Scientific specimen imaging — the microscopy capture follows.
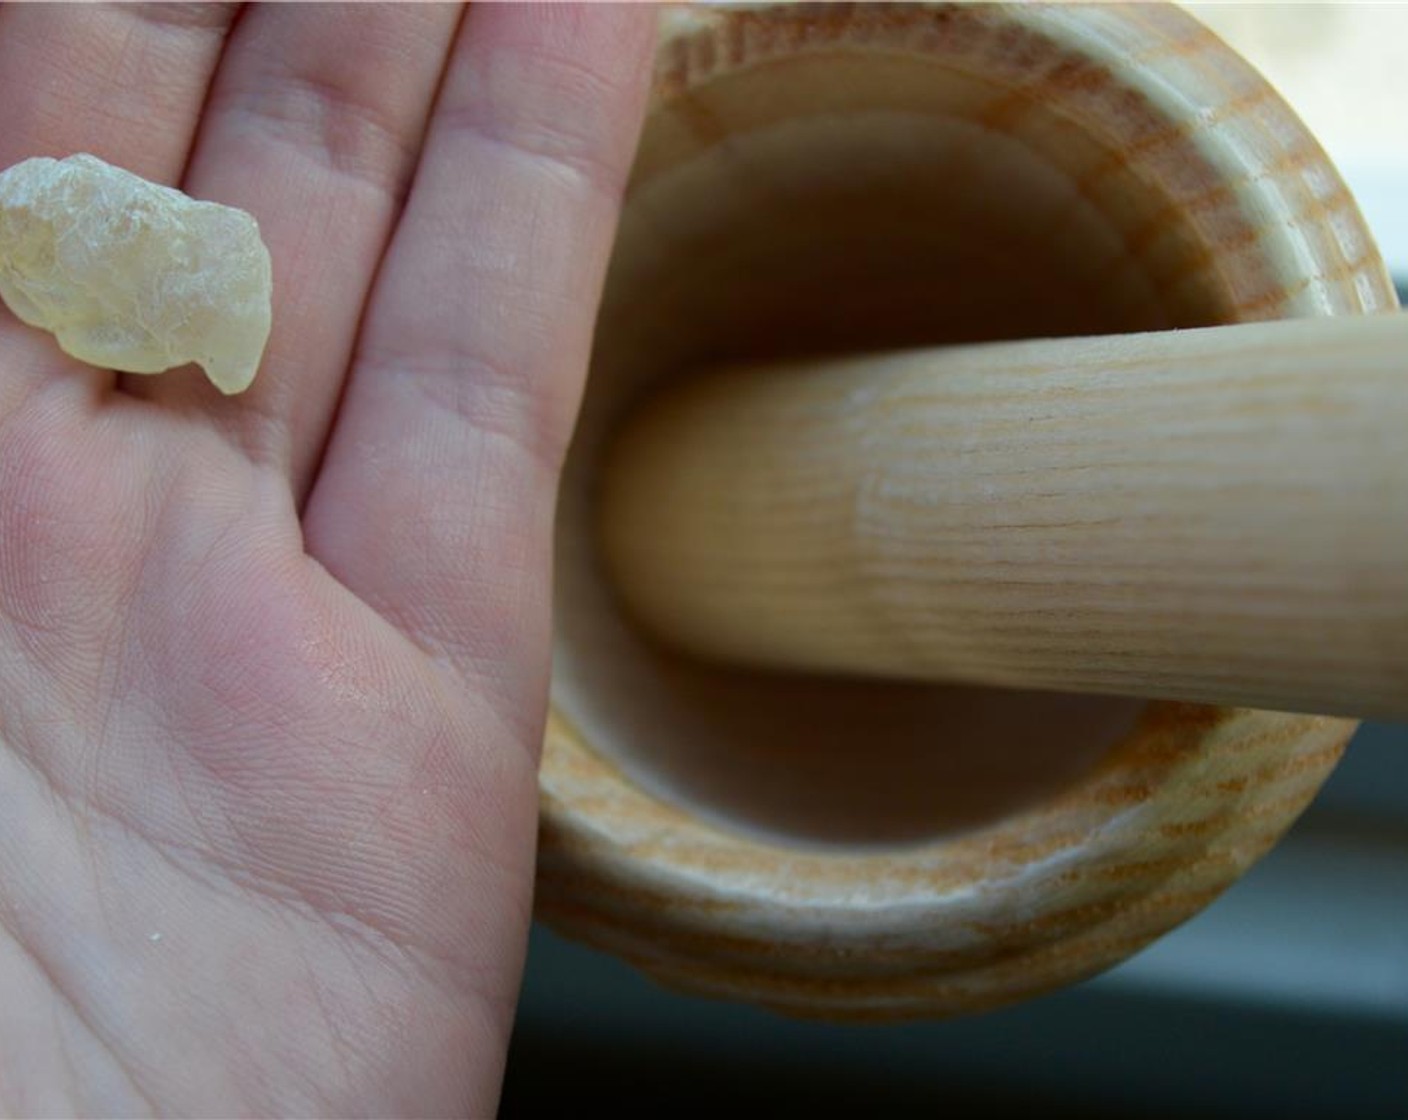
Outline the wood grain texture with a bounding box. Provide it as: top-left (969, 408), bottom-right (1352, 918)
top-left (539, 704), bottom-right (1348, 1018)
top-left (602, 314), bottom-right (1408, 720)
top-left (537, 1), bottom-right (1394, 1019)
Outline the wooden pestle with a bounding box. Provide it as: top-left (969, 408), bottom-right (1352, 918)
top-left (601, 313), bottom-right (1408, 720)
top-left (540, 0), bottom-right (1401, 1020)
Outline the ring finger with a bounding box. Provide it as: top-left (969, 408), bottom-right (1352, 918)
top-left (0, 1), bottom-right (238, 419)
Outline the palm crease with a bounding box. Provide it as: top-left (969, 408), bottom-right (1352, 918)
top-left (0, 4), bottom-right (655, 1115)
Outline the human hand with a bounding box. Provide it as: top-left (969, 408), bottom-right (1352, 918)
top-left (0, 3), bottom-right (654, 1114)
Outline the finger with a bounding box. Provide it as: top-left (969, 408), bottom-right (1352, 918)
top-left (0, 2), bottom-right (235, 176)
top-left (0, 2), bottom-right (237, 416)
top-left (303, 4), bottom-right (656, 723)
top-left (123, 2), bottom-right (464, 503)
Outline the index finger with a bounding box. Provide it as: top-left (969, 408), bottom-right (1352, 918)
top-left (303, 3), bottom-right (656, 719)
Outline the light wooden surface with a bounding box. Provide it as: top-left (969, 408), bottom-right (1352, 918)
top-left (602, 313), bottom-right (1408, 720)
top-left (537, 1), bottom-right (1394, 1020)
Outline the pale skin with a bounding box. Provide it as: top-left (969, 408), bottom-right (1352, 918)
top-left (0, 3), bottom-right (656, 1115)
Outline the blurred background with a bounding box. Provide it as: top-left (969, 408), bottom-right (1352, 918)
top-left (503, 7), bottom-right (1408, 1116)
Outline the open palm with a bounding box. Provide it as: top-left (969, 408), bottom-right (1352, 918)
top-left (0, 5), bottom-right (653, 1115)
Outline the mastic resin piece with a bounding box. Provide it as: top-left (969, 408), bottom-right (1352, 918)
top-left (0, 153), bottom-right (272, 394)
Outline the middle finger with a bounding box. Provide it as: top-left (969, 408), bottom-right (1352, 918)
top-left (125, 3), bottom-right (463, 502)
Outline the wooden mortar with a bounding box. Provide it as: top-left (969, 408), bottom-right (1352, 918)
top-left (537, 2), bottom-right (1397, 1019)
